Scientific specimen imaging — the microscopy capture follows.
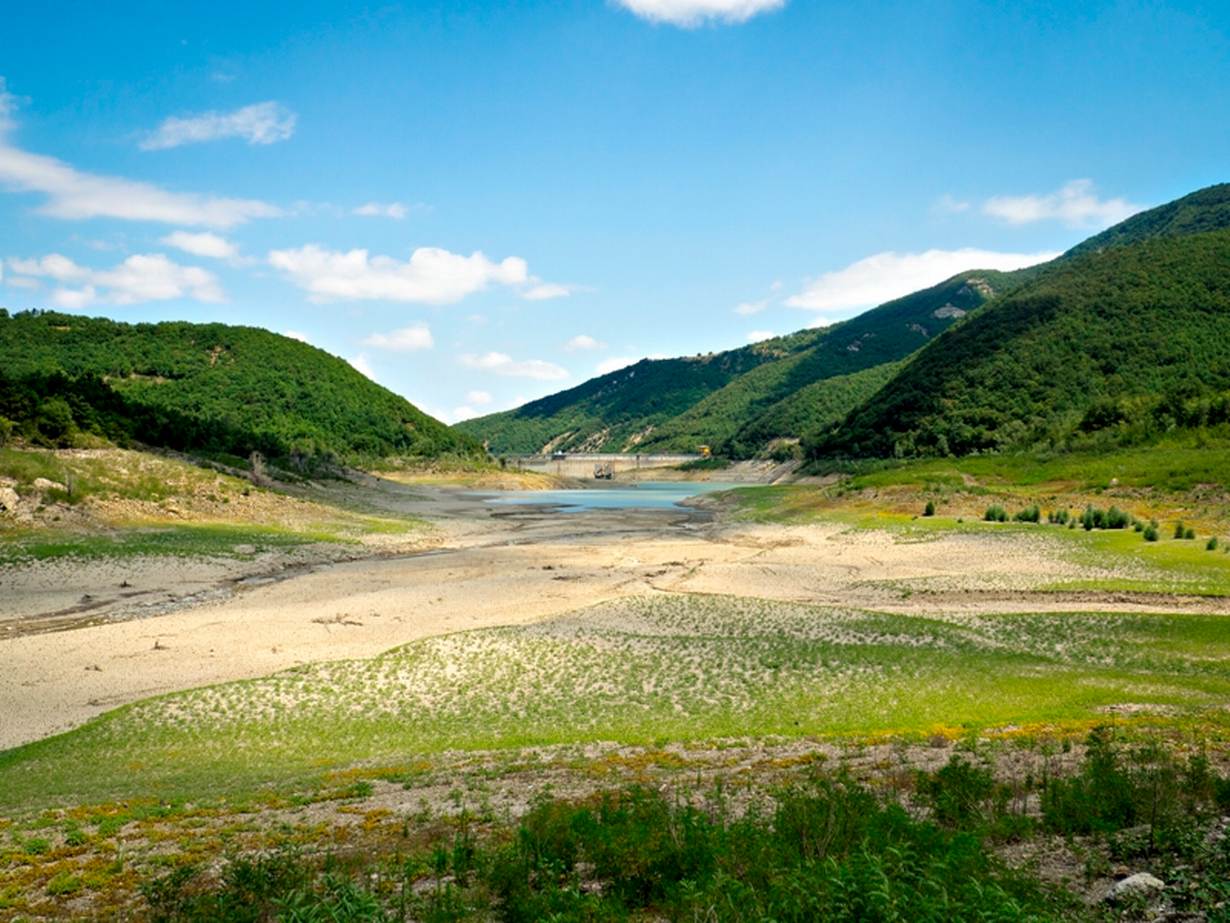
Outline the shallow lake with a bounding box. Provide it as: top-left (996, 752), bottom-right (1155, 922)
top-left (480, 481), bottom-right (739, 512)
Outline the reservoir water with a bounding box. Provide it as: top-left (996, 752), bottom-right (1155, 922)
top-left (481, 481), bottom-right (738, 512)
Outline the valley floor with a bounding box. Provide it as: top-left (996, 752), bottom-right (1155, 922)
top-left (6, 475), bottom-right (1230, 750)
top-left (3, 450), bottom-right (1230, 919)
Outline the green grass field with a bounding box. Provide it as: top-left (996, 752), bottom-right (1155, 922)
top-left (3, 594), bottom-right (1227, 814)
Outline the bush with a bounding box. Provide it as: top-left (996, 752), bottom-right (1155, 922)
top-left (923, 500), bottom-right (935, 517)
top-left (1175, 520), bottom-right (1188, 539)
top-left (1185, 527), bottom-right (1197, 540)
top-left (1144, 525), bottom-right (1159, 541)
top-left (1208, 537), bottom-right (1220, 551)
top-left (1013, 505), bottom-right (1041, 523)
top-left (983, 505), bottom-right (1008, 523)
top-left (1048, 508), bottom-right (1070, 525)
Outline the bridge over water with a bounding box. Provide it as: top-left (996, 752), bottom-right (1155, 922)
top-left (509, 452), bottom-right (702, 479)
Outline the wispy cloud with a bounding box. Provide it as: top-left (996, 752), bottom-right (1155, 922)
top-left (982, 179), bottom-right (1142, 228)
top-left (746, 329), bottom-right (775, 342)
top-left (565, 334), bottom-right (604, 351)
top-left (141, 101), bottom-right (296, 150)
top-left (353, 201), bottom-right (408, 219)
top-left (615, 0), bottom-right (786, 27)
top-left (734, 298), bottom-right (768, 316)
top-left (934, 193), bottom-right (971, 214)
top-left (787, 248), bottom-right (1059, 314)
top-left (159, 230), bottom-right (238, 260)
top-left (0, 80), bottom-right (279, 227)
top-left (8, 252), bottom-right (224, 308)
top-left (460, 351), bottom-right (568, 381)
top-left (268, 244), bottom-right (563, 305)
top-left (362, 324), bottom-right (434, 351)
top-left (522, 281), bottom-right (573, 300)
top-left (348, 354), bottom-right (377, 381)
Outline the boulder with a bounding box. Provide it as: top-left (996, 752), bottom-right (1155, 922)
top-left (0, 485), bottom-right (18, 513)
top-left (1105, 872), bottom-right (1165, 903)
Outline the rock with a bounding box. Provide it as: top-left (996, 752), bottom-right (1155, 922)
top-left (1105, 872), bottom-right (1165, 903)
top-left (0, 485), bottom-right (18, 513)
top-left (233, 544), bottom-right (256, 555)
top-left (32, 477), bottom-right (66, 492)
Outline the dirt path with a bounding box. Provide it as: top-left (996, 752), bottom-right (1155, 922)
top-left (3, 485), bottom-right (1228, 750)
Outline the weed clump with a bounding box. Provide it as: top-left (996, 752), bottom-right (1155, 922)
top-left (983, 505), bottom-right (1008, 523)
top-left (1013, 505), bottom-right (1041, 523)
top-left (1208, 536), bottom-right (1220, 551)
top-left (923, 500), bottom-right (935, 517)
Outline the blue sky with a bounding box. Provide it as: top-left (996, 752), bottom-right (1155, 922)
top-left (1, 1), bottom-right (1227, 422)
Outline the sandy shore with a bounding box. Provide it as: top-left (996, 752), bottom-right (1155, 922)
top-left (4, 485), bottom-right (1229, 750)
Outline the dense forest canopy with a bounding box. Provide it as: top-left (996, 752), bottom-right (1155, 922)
top-left (0, 311), bottom-right (478, 465)
top-left (810, 228), bottom-right (1230, 459)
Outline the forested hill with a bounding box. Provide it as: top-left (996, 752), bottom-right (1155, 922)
top-left (456, 331), bottom-right (824, 455)
top-left (1064, 183), bottom-right (1230, 258)
top-left (0, 311), bottom-right (478, 465)
top-left (459, 269), bottom-right (1021, 456)
top-left (811, 228), bottom-right (1230, 458)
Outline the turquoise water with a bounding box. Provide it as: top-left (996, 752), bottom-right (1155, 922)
top-left (482, 481), bottom-right (738, 512)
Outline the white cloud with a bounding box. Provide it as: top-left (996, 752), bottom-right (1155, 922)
top-left (141, 101), bottom-right (296, 150)
top-left (595, 356), bottom-right (638, 375)
top-left (466, 389), bottom-right (493, 406)
top-left (461, 351), bottom-right (568, 381)
top-left (786, 248), bottom-right (1059, 314)
top-left (982, 179), bottom-right (1142, 229)
top-left (0, 80), bottom-right (279, 226)
top-left (565, 334), bottom-right (604, 351)
top-left (283, 330), bottom-right (309, 342)
top-left (734, 298), bottom-right (768, 316)
top-left (615, 0), bottom-right (785, 27)
top-left (746, 329), bottom-right (775, 342)
top-left (348, 354), bottom-right (376, 381)
top-left (4, 275), bottom-right (39, 289)
top-left (450, 405), bottom-right (480, 422)
top-left (268, 244), bottom-right (551, 304)
top-left (353, 201), bottom-right (408, 219)
top-left (362, 323), bottom-right (434, 351)
top-left (522, 281), bottom-right (572, 300)
top-left (160, 230), bottom-right (237, 260)
top-left (9, 252), bottom-right (224, 308)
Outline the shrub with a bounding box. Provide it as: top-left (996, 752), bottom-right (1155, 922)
top-left (1208, 537), bottom-right (1220, 551)
top-left (1013, 505), bottom-right (1041, 523)
top-left (983, 505), bottom-right (1008, 523)
top-left (1048, 508), bottom-right (1070, 525)
top-left (1185, 527), bottom-right (1196, 540)
top-left (1175, 520), bottom-right (1188, 539)
top-left (1144, 525), bottom-right (1159, 542)
top-left (923, 500), bottom-right (935, 517)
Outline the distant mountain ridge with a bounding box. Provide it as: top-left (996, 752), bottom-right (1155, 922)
top-left (459, 269), bottom-right (1024, 455)
top-left (462, 182), bottom-right (1230, 462)
top-left (0, 311), bottom-right (477, 464)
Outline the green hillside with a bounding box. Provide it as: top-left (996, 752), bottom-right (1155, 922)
top-left (811, 228), bottom-right (1230, 459)
top-left (457, 332), bottom-right (822, 454)
top-left (461, 270), bottom-right (1023, 456)
top-left (1064, 182), bottom-right (1230, 258)
top-left (635, 271), bottom-right (1025, 454)
top-left (0, 310), bottom-right (477, 465)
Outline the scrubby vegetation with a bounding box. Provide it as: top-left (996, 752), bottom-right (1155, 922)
top-left (0, 311), bottom-right (478, 467)
top-left (109, 729), bottom-right (1229, 922)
